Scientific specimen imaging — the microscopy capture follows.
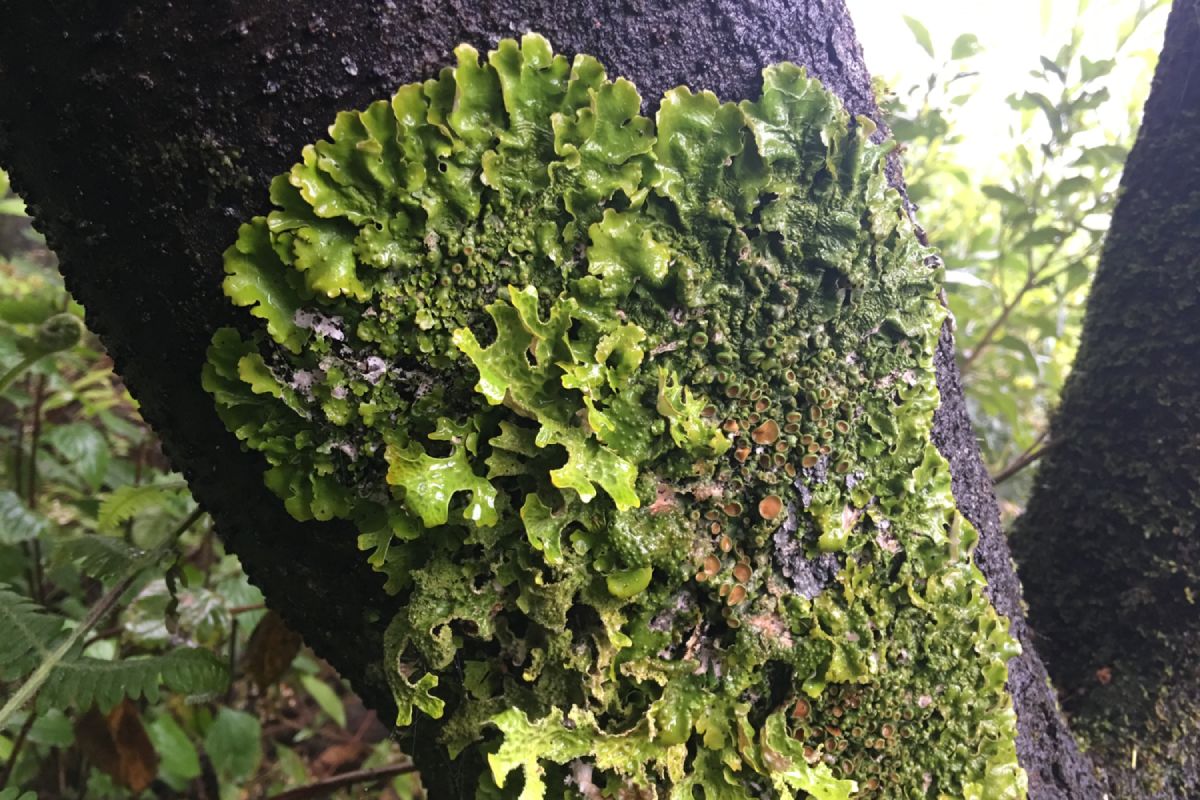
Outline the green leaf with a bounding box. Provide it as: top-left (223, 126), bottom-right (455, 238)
top-left (902, 16), bottom-right (935, 58)
top-left (1073, 87), bottom-right (1111, 112)
top-left (97, 482), bottom-right (189, 531)
top-left (902, 15), bottom-right (940, 58)
top-left (23, 312), bottom-right (78, 359)
top-left (0, 197), bottom-right (26, 217)
top-left (122, 580), bottom-right (232, 650)
top-left (1072, 144), bottom-right (1129, 168)
top-left (28, 708), bottom-right (75, 748)
top-left (0, 292), bottom-right (58, 325)
top-left (204, 708), bottom-right (262, 782)
top-left (0, 490), bottom-right (49, 544)
top-left (995, 335), bottom-right (1041, 374)
top-left (0, 788), bottom-right (37, 800)
top-left (272, 744), bottom-right (310, 786)
top-left (300, 674), bottom-right (347, 728)
top-left (1039, 56), bottom-right (1067, 81)
top-left (980, 184), bottom-right (1026, 211)
top-left (1015, 227), bottom-right (1065, 250)
top-left (1063, 261), bottom-right (1092, 293)
top-left (0, 586), bottom-right (64, 682)
top-left (148, 713), bottom-right (201, 784)
top-left (1080, 56), bottom-right (1116, 82)
top-left (1015, 91), bottom-right (1062, 138)
top-left (44, 422), bottom-right (110, 491)
top-left (951, 33), bottom-right (982, 60)
top-left (1052, 176), bottom-right (1093, 197)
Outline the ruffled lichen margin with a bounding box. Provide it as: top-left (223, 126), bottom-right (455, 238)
top-left (202, 33), bottom-right (1025, 799)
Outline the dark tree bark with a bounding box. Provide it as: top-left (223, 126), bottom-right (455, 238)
top-left (0, 1), bottom-right (1098, 796)
top-left (1010, 2), bottom-right (1200, 797)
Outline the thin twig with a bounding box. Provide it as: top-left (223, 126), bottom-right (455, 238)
top-left (960, 272), bottom-right (1034, 375)
top-left (28, 374), bottom-right (46, 604)
top-left (0, 353), bottom-right (41, 396)
top-left (80, 624), bottom-right (124, 650)
top-left (26, 374), bottom-right (44, 509)
top-left (962, 211), bottom-right (1079, 376)
top-left (229, 603), bottom-right (266, 615)
top-left (226, 615), bottom-right (239, 704)
top-left (992, 432), bottom-right (1060, 485)
top-left (12, 409), bottom-right (24, 497)
top-left (264, 763), bottom-right (418, 800)
top-left (0, 705), bottom-right (37, 789)
top-left (15, 394), bottom-right (37, 598)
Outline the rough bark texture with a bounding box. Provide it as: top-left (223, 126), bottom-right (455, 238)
top-left (0, 1), bottom-right (1097, 795)
top-left (1010, 2), bottom-right (1200, 797)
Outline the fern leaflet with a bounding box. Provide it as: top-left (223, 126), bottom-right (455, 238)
top-left (53, 536), bottom-right (143, 582)
top-left (0, 585), bottom-right (227, 715)
top-left (96, 481), bottom-right (188, 531)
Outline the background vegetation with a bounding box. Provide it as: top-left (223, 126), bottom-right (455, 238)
top-left (0, 2), bottom-right (1168, 797)
top-left (878, 0), bottom-right (1165, 516)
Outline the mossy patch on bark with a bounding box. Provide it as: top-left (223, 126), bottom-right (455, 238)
top-left (204, 33), bottom-right (1024, 799)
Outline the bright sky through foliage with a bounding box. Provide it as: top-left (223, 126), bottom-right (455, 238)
top-left (846, 0), bottom-right (1168, 171)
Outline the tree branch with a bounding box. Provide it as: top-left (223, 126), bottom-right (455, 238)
top-left (264, 763), bottom-right (418, 800)
top-left (991, 430), bottom-right (1058, 486)
top-left (0, 707), bottom-right (37, 790)
top-left (960, 271), bottom-right (1035, 374)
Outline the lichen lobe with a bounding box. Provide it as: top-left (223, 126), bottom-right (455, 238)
top-left (203, 32), bottom-right (1026, 800)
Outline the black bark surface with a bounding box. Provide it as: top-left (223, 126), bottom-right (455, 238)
top-left (0, 1), bottom-right (1098, 795)
top-left (1011, 1), bottom-right (1200, 796)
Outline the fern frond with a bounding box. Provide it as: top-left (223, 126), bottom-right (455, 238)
top-left (0, 585), bottom-right (65, 680)
top-left (0, 587), bottom-right (227, 713)
top-left (37, 648), bottom-right (228, 712)
top-left (97, 481), bottom-right (189, 531)
top-left (53, 536), bottom-right (143, 582)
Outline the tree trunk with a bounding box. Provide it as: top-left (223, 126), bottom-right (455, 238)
top-left (1010, 1), bottom-right (1200, 796)
top-left (0, 1), bottom-right (1097, 795)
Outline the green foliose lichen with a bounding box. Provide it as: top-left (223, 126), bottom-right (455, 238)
top-left (203, 33), bottom-right (1026, 799)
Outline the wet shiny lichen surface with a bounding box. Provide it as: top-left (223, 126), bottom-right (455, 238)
top-left (202, 33), bottom-right (1025, 799)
